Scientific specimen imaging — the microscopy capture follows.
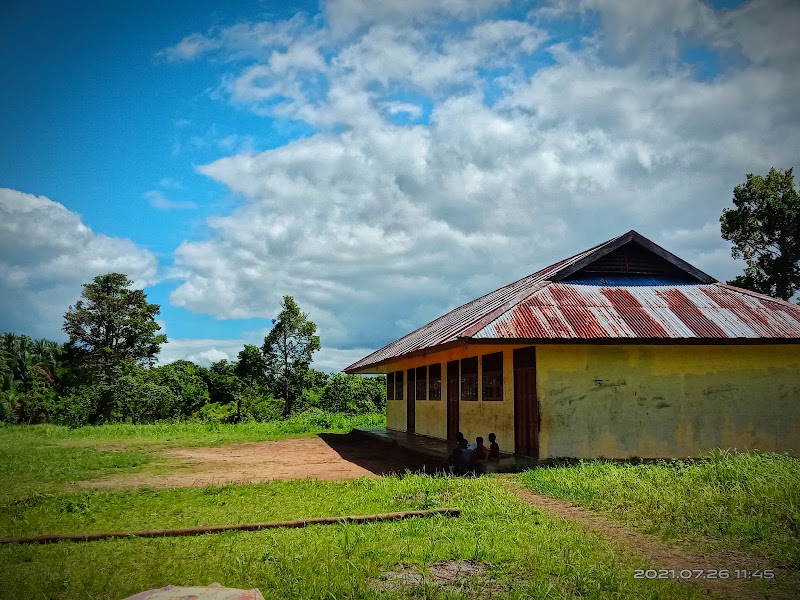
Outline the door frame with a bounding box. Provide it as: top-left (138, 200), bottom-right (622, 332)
top-left (446, 360), bottom-right (459, 440)
top-left (513, 347), bottom-right (539, 457)
top-left (406, 368), bottom-right (415, 434)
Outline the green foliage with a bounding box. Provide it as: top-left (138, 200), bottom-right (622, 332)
top-left (200, 402), bottom-right (238, 424)
top-left (3, 285), bottom-right (381, 425)
top-left (519, 450), bottom-right (800, 565)
top-left (113, 376), bottom-right (179, 423)
top-left (204, 359), bottom-right (238, 405)
top-left (262, 296), bottom-right (321, 417)
top-left (235, 345), bottom-right (267, 388)
top-left (244, 397), bottom-right (283, 422)
top-left (49, 385), bottom-right (99, 427)
top-left (147, 360), bottom-right (210, 416)
top-left (721, 167), bottom-right (800, 300)
top-left (63, 273), bottom-right (167, 422)
top-left (0, 333), bottom-right (65, 424)
top-left (320, 373), bottom-right (386, 414)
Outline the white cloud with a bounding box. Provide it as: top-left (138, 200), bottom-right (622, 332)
top-left (324, 0), bottom-right (511, 38)
top-left (144, 190), bottom-right (198, 210)
top-left (159, 14), bottom-right (317, 62)
top-left (159, 32), bottom-right (223, 61)
top-left (157, 338), bottom-right (244, 367)
top-left (162, 0), bottom-right (799, 361)
top-left (0, 188), bottom-right (159, 340)
top-left (158, 336), bottom-right (370, 372)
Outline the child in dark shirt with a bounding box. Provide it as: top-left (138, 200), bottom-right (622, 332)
top-left (471, 437), bottom-right (489, 474)
top-left (449, 438), bottom-right (470, 475)
top-left (488, 432), bottom-right (500, 460)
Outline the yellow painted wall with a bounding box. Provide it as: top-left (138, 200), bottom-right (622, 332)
top-left (414, 360), bottom-right (447, 439)
top-left (377, 344), bottom-right (525, 452)
top-left (536, 344), bottom-right (800, 459)
top-left (458, 349), bottom-right (515, 452)
top-left (385, 375), bottom-right (406, 432)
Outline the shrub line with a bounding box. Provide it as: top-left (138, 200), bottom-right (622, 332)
top-left (0, 507), bottom-right (461, 545)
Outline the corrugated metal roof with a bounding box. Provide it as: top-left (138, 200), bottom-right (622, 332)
top-left (344, 231), bottom-right (800, 373)
top-left (472, 282), bottom-right (800, 341)
top-left (344, 234), bottom-right (619, 372)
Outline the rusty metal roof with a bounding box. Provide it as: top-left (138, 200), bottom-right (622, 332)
top-left (472, 281), bottom-right (800, 341)
top-left (344, 231), bottom-right (800, 373)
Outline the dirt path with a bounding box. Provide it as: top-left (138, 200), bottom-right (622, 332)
top-left (79, 434), bottom-right (434, 490)
top-left (502, 480), bottom-right (789, 600)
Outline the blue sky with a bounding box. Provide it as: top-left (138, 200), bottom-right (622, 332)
top-left (1, 0), bottom-right (798, 370)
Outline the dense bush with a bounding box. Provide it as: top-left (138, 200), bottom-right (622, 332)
top-left (0, 332), bottom-right (386, 426)
top-left (320, 373), bottom-right (386, 414)
top-left (147, 360), bottom-right (210, 415)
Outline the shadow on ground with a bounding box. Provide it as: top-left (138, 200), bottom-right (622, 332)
top-left (318, 432), bottom-right (446, 477)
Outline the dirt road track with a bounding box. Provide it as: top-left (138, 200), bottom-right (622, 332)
top-left (80, 433), bottom-right (435, 490)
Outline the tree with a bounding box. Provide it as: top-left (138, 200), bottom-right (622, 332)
top-left (148, 360), bottom-right (210, 417)
top-left (720, 167), bottom-right (800, 300)
top-left (234, 344), bottom-right (267, 421)
top-left (0, 333), bottom-right (64, 423)
top-left (235, 345), bottom-right (267, 389)
top-left (261, 296), bottom-right (320, 417)
top-left (63, 273), bottom-right (166, 421)
top-left (204, 359), bottom-right (239, 406)
top-left (320, 373), bottom-right (386, 414)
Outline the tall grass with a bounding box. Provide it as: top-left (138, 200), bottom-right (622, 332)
top-left (519, 450), bottom-right (800, 565)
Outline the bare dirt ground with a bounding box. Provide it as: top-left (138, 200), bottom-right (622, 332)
top-left (502, 480), bottom-right (793, 600)
top-left (79, 433), bottom-right (436, 490)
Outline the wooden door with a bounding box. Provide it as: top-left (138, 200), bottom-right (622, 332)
top-left (406, 368), bottom-right (415, 434)
top-left (513, 347), bottom-right (539, 457)
top-left (446, 360), bottom-right (459, 440)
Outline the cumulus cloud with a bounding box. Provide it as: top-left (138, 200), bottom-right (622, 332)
top-left (157, 338), bottom-right (245, 367)
top-left (159, 14), bottom-right (318, 62)
top-left (163, 0), bottom-right (800, 362)
top-left (158, 335), bottom-right (373, 373)
top-left (324, 0), bottom-right (512, 38)
top-left (0, 188), bottom-right (159, 340)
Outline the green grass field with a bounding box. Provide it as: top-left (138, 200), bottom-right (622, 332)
top-left (0, 421), bottom-right (796, 599)
top-left (0, 413), bottom-right (384, 500)
top-left (517, 451), bottom-right (800, 568)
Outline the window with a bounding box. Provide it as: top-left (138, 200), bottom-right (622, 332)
top-left (482, 352), bottom-right (503, 401)
top-left (428, 363), bottom-right (441, 400)
top-left (460, 357), bottom-right (478, 401)
top-left (387, 372), bottom-right (394, 401)
top-left (415, 366), bottom-right (427, 401)
top-left (395, 370), bottom-right (404, 401)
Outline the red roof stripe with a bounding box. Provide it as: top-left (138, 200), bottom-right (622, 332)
top-left (600, 288), bottom-right (670, 337)
top-left (656, 289), bottom-right (728, 338)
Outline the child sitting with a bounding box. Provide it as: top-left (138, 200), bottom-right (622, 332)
top-left (488, 432), bottom-right (500, 460)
